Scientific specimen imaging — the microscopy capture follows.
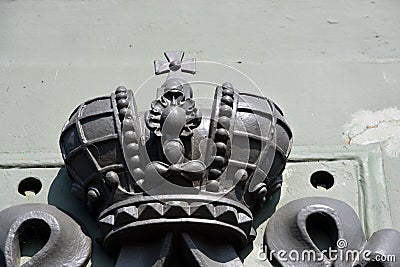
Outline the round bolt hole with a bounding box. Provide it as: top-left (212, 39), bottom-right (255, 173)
top-left (310, 171), bottom-right (334, 190)
top-left (18, 177), bottom-right (42, 196)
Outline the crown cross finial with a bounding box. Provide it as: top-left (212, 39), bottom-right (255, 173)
top-left (154, 51), bottom-right (196, 76)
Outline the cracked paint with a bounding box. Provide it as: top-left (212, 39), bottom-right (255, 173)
top-left (344, 108), bottom-right (400, 158)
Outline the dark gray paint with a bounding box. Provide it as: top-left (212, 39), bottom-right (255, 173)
top-left (59, 52), bottom-right (293, 266)
top-left (264, 197), bottom-right (400, 267)
top-left (0, 203), bottom-right (92, 267)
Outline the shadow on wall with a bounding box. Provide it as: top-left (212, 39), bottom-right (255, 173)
top-left (48, 167), bottom-right (115, 267)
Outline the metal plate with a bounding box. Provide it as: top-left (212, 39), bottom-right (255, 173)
top-left (0, 145), bottom-right (392, 267)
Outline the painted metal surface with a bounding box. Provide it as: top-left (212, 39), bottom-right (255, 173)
top-left (57, 51), bottom-right (293, 266)
top-left (0, 203), bottom-right (92, 267)
top-left (264, 197), bottom-right (400, 266)
top-left (0, 1), bottom-right (399, 266)
top-left (0, 144), bottom-right (393, 266)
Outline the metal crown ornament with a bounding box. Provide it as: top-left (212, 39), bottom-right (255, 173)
top-left (59, 51), bottom-right (293, 266)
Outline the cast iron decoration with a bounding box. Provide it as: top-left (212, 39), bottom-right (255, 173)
top-left (0, 52), bottom-right (399, 266)
top-left (59, 51), bottom-right (293, 266)
top-left (0, 203), bottom-right (92, 266)
top-left (264, 197), bottom-right (400, 267)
